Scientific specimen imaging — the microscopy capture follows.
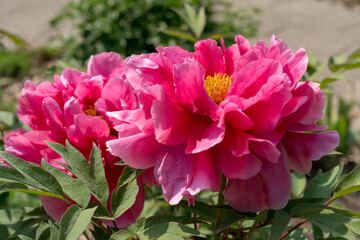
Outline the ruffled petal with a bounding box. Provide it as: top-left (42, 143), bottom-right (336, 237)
top-left (185, 114), bottom-right (225, 154)
top-left (194, 39), bottom-right (225, 76)
top-left (224, 150), bottom-right (291, 212)
top-left (107, 132), bottom-right (160, 169)
top-left (152, 100), bottom-right (198, 146)
top-left (87, 52), bottom-right (125, 81)
top-left (281, 131), bottom-right (340, 173)
top-left (173, 62), bottom-right (219, 116)
top-left (154, 145), bottom-right (194, 205)
top-left (4, 130), bottom-right (52, 165)
top-left (40, 196), bottom-right (70, 222)
top-left (186, 151), bottom-right (220, 195)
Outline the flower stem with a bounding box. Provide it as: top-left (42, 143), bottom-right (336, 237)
top-left (214, 174), bottom-right (227, 240)
top-left (280, 197), bottom-right (338, 239)
top-left (92, 218), bottom-right (113, 236)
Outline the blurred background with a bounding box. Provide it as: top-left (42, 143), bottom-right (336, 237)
top-left (0, 0), bottom-right (360, 236)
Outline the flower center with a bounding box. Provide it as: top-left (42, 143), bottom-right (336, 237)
top-left (204, 73), bottom-right (231, 104)
top-left (84, 105), bottom-right (98, 116)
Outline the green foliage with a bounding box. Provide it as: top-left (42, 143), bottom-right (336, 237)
top-left (0, 50), bottom-right (34, 78)
top-left (51, 0), bottom-right (260, 62)
top-left (0, 137), bottom-right (360, 239)
top-left (0, 29), bottom-right (28, 49)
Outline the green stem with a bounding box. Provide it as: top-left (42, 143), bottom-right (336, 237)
top-left (280, 197), bottom-right (338, 239)
top-left (214, 174), bottom-right (227, 240)
top-left (92, 218), bottom-right (113, 236)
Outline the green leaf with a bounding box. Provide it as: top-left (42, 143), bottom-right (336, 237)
top-left (312, 223), bottom-right (324, 239)
top-left (336, 165), bottom-right (360, 191)
top-left (304, 165), bottom-right (342, 199)
top-left (0, 152), bottom-right (63, 196)
top-left (35, 222), bottom-right (50, 240)
top-left (320, 75), bottom-right (346, 89)
top-left (41, 159), bottom-right (91, 208)
top-left (0, 182), bottom-right (62, 199)
top-left (291, 171), bottom-right (306, 197)
top-left (0, 182), bottom-right (29, 192)
top-left (329, 62), bottom-right (360, 73)
top-left (111, 179), bottom-right (139, 218)
top-left (217, 209), bottom-right (249, 233)
top-left (346, 220), bottom-right (360, 235)
top-left (0, 111), bottom-right (14, 126)
top-left (87, 202), bottom-right (113, 220)
top-left (49, 220), bottom-right (60, 240)
top-left (334, 185), bottom-right (360, 199)
top-left (135, 217), bottom-right (205, 239)
top-left (47, 141), bottom-right (109, 206)
top-left (348, 48), bottom-right (360, 63)
top-left (180, 200), bottom-right (217, 222)
top-left (0, 29), bottom-right (28, 47)
top-left (0, 165), bottom-right (27, 182)
top-left (0, 224), bottom-right (9, 239)
top-left (0, 209), bottom-right (24, 225)
top-left (161, 28), bottom-right (198, 43)
top-left (271, 210), bottom-right (291, 240)
top-left (59, 205), bottom-right (97, 240)
top-left (115, 166), bottom-right (138, 188)
top-left (295, 208), bottom-right (354, 239)
top-left (17, 235), bottom-right (34, 240)
top-left (110, 229), bottom-right (134, 240)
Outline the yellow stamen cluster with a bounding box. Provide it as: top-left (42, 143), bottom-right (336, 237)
top-left (204, 73), bottom-right (232, 104)
top-left (84, 105), bottom-right (97, 116)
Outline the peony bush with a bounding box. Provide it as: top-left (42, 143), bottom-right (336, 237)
top-left (0, 35), bottom-right (359, 240)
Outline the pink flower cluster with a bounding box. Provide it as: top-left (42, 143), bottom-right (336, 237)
top-left (4, 35), bottom-right (339, 224)
top-left (4, 52), bottom-right (151, 228)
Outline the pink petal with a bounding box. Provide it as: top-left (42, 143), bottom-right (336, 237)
top-left (107, 132), bottom-right (160, 169)
top-left (42, 97), bottom-right (66, 141)
top-left (222, 102), bottom-right (254, 131)
top-left (284, 81), bottom-right (325, 127)
top-left (63, 97), bottom-right (82, 128)
top-left (152, 100), bottom-right (198, 146)
top-left (40, 196), bottom-right (70, 222)
top-left (228, 59), bottom-right (283, 99)
top-left (185, 115), bottom-right (226, 154)
top-left (224, 151), bottom-right (291, 212)
top-left (214, 132), bottom-right (262, 179)
top-left (281, 131), bottom-right (340, 173)
top-left (234, 35), bottom-right (251, 55)
top-left (154, 146), bottom-right (194, 205)
top-left (194, 39), bottom-right (225, 76)
top-left (224, 177), bottom-right (267, 212)
top-left (4, 130), bottom-right (52, 165)
top-left (18, 81), bottom-right (59, 130)
top-left (187, 151), bottom-right (220, 195)
top-left (67, 114), bottom-right (109, 150)
top-left (101, 77), bottom-right (138, 111)
top-left (74, 76), bottom-right (104, 107)
top-left (215, 151), bottom-right (262, 179)
top-left (284, 48), bottom-right (308, 87)
top-left (173, 62), bottom-right (219, 116)
top-left (87, 52), bottom-right (125, 81)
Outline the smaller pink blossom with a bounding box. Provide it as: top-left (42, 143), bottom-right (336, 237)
top-left (4, 52), bottom-right (149, 227)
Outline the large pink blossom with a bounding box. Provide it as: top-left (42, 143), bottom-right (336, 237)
top-left (107, 35), bottom-right (340, 212)
top-left (3, 52), bottom-right (150, 227)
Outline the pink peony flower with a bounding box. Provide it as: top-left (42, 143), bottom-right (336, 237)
top-left (107, 35), bottom-right (340, 212)
top-left (4, 52), bottom-right (150, 227)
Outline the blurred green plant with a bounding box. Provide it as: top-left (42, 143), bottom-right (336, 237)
top-left (0, 29), bottom-right (28, 50)
top-left (51, 0), bottom-right (260, 62)
top-left (0, 50), bottom-right (34, 78)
